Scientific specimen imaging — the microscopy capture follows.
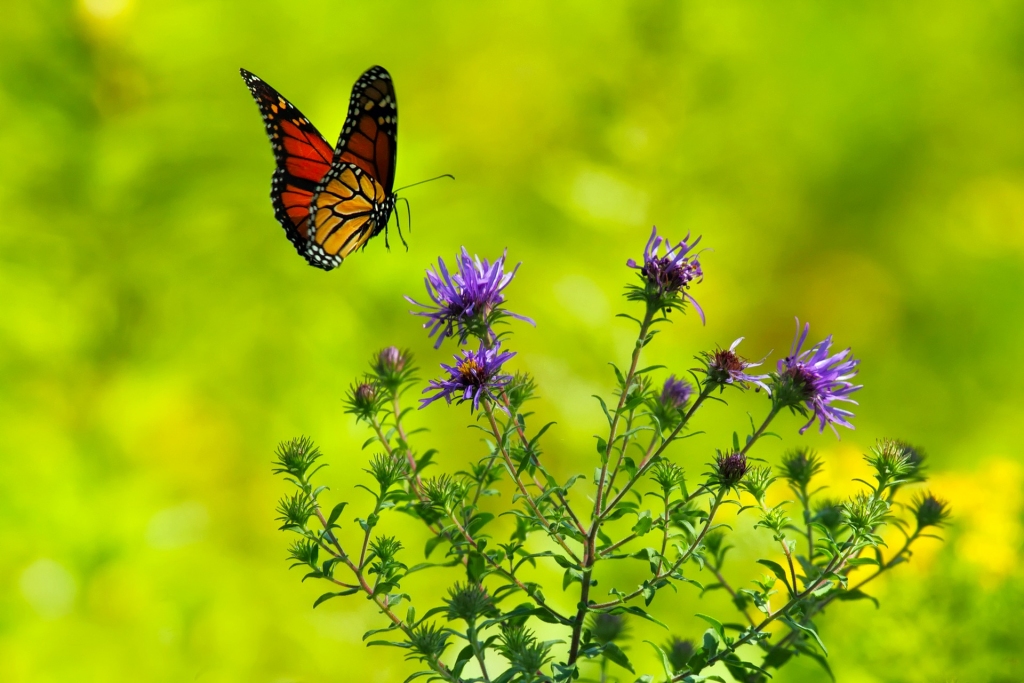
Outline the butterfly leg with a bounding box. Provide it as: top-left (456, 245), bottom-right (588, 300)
top-left (397, 197), bottom-right (411, 251)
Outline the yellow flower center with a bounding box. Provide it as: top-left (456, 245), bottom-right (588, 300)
top-left (458, 358), bottom-right (482, 380)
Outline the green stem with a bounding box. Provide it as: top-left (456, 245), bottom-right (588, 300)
top-left (482, 402), bottom-right (581, 564)
top-left (599, 383), bottom-right (714, 519)
top-left (590, 493), bottom-right (724, 610)
top-left (674, 545), bottom-right (857, 680)
top-left (467, 622), bottom-right (491, 683)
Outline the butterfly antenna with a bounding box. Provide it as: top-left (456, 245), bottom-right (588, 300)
top-left (393, 174), bottom-right (454, 193)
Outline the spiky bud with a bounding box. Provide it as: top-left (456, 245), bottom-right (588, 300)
top-left (587, 612), bottom-right (629, 645)
top-left (741, 465), bottom-right (776, 502)
top-left (344, 379), bottom-right (382, 421)
top-left (272, 436), bottom-right (323, 480)
top-left (712, 451), bottom-right (749, 489)
top-left (444, 582), bottom-right (496, 623)
top-left (779, 448), bottom-right (823, 490)
top-left (665, 637), bottom-right (695, 672)
top-left (911, 491), bottom-right (950, 530)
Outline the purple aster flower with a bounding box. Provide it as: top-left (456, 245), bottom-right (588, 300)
top-left (626, 226), bottom-right (705, 322)
top-left (702, 337), bottom-right (771, 392)
top-left (776, 320), bottom-right (862, 436)
top-left (660, 375), bottom-right (694, 411)
top-left (407, 248), bottom-right (534, 348)
top-left (421, 342), bottom-right (515, 412)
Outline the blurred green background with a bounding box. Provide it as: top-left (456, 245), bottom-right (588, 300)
top-left (2, 1), bottom-right (1023, 681)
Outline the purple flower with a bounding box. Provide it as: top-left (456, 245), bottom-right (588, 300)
top-left (408, 248), bottom-right (534, 348)
top-left (627, 226), bottom-right (705, 322)
top-left (776, 320), bottom-right (862, 436)
top-left (660, 375), bottom-right (694, 410)
top-left (703, 338), bottom-right (771, 392)
top-left (421, 342), bottom-right (516, 411)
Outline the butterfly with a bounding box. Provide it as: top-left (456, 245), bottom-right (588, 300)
top-left (241, 66), bottom-right (399, 270)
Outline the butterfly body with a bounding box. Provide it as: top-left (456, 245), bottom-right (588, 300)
top-left (241, 66), bottom-right (398, 270)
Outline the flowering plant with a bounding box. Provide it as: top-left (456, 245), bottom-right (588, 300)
top-left (272, 227), bottom-right (948, 682)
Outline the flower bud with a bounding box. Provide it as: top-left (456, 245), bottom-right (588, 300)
top-left (587, 612), bottom-right (629, 645)
top-left (911, 491), bottom-right (950, 530)
top-left (712, 451), bottom-right (749, 489)
top-left (865, 439), bottom-right (914, 491)
top-left (650, 375), bottom-right (694, 432)
top-left (444, 582), bottom-right (496, 623)
top-left (842, 494), bottom-right (890, 535)
top-left (779, 448), bottom-right (823, 490)
top-left (371, 346), bottom-right (415, 395)
top-left (376, 345), bottom-right (407, 373)
top-left (665, 637), bottom-right (695, 672)
top-left (650, 460), bottom-right (686, 495)
top-left (741, 465), bottom-right (776, 502)
top-left (344, 379), bottom-right (381, 421)
top-left (812, 497), bottom-right (844, 534)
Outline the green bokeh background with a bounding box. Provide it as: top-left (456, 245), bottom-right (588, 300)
top-left (2, 1), bottom-right (1023, 681)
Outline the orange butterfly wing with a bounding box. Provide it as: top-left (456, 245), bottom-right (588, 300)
top-left (332, 66), bottom-right (398, 195)
top-left (240, 68), bottom-right (333, 261)
top-left (303, 66), bottom-right (399, 270)
top-left (306, 163), bottom-right (388, 270)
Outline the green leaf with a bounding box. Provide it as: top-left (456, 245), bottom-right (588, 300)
top-left (632, 510), bottom-right (654, 536)
top-left (326, 502), bottom-right (348, 527)
top-left (467, 553), bottom-right (486, 582)
top-left (835, 588), bottom-right (879, 608)
top-left (756, 559), bottom-right (792, 592)
top-left (601, 642), bottom-right (634, 673)
top-left (610, 605), bottom-right (668, 629)
top-left (313, 590), bottom-right (356, 608)
top-left (424, 535), bottom-right (445, 558)
top-left (695, 613), bottom-right (726, 642)
top-left (782, 617), bottom-right (828, 656)
top-left (702, 629), bottom-right (719, 658)
top-left (467, 512), bottom-right (494, 536)
top-left (645, 640), bottom-right (674, 680)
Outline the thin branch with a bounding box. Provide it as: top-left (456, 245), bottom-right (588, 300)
top-left (483, 403), bottom-right (582, 564)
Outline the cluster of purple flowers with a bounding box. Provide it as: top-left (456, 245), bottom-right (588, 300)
top-left (410, 229), bottom-right (863, 435)
top-left (406, 247), bottom-right (530, 411)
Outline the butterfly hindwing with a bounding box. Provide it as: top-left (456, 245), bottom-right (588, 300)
top-left (306, 163), bottom-right (389, 271)
top-left (240, 68), bottom-right (333, 261)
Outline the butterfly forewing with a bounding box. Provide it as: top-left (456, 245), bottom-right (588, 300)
top-left (240, 68), bottom-right (333, 261)
top-left (333, 66), bottom-right (398, 195)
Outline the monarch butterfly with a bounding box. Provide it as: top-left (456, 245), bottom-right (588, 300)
top-left (241, 66), bottom-right (399, 270)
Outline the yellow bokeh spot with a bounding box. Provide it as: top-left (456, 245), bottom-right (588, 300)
top-left (930, 457), bottom-right (1022, 582)
top-left (81, 0), bottom-right (129, 19)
